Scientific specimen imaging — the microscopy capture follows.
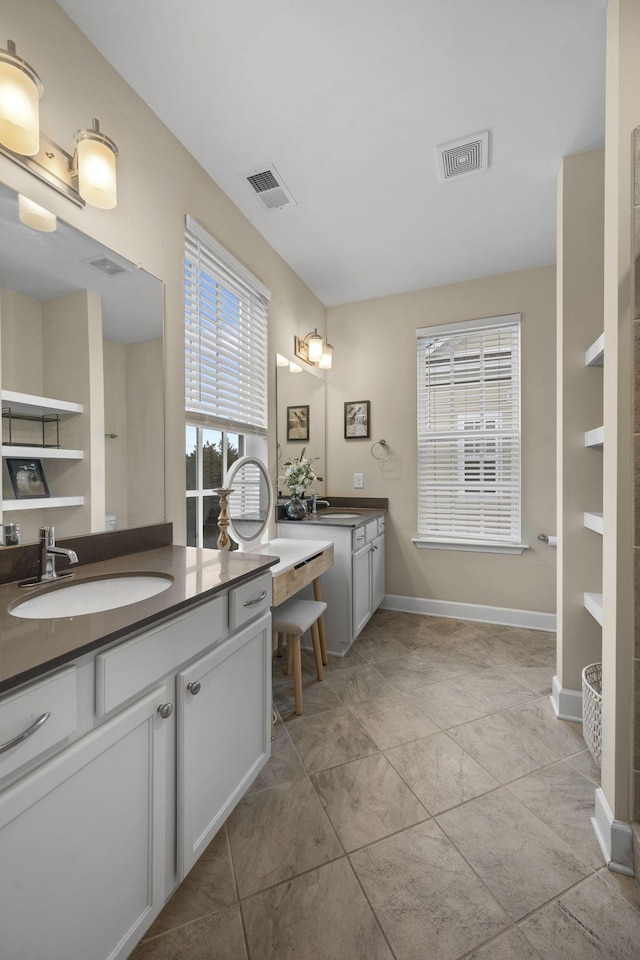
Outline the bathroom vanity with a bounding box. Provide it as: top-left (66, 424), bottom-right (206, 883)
top-left (0, 545), bottom-right (276, 960)
top-left (277, 508), bottom-right (386, 655)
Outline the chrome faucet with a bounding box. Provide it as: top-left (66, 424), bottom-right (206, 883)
top-left (38, 527), bottom-right (79, 582)
top-left (310, 496), bottom-right (331, 514)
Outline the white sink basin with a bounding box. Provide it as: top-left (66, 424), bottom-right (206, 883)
top-left (316, 513), bottom-right (361, 520)
top-left (10, 573), bottom-right (174, 619)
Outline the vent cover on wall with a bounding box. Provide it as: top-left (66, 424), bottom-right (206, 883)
top-left (437, 131), bottom-right (490, 182)
top-left (82, 254), bottom-right (133, 277)
top-left (240, 164), bottom-right (296, 210)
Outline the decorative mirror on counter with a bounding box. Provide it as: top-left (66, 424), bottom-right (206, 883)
top-left (0, 180), bottom-right (165, 545)
top-left (224, 457), bottom-right (273, 547)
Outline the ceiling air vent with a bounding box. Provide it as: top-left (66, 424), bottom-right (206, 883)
top-left (437, 131), bottom-right (490, 182)
top-left (241, 164), bottom-right (296, 210)
top-left (82, 254), bottom-right (133, 277)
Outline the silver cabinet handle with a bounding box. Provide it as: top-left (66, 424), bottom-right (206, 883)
top-left (0, 712), bottom-right (50, 755)
top-left (157, 702), bottom-right (174, 719)
top-left (187, 681), bottom-right (201, 696)
top-left (243, 590), bottom-right (267, 607)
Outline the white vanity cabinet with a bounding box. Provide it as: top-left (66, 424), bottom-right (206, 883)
top-left (278, 514), bottom-right (385, 655)
top-left (0, 569), bottom-right (272, 960)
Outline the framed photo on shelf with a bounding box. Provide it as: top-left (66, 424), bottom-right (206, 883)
top-left (287, 405), bottom-right (310, 442)
top-left (344, 400), bottom-right (370, 439)
top-left (5, 458), bottom-right (50, 499)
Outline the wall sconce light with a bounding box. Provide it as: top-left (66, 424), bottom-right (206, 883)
top-left (0, 40), bottom-right (119, 209)
top-left (294, 329), bottom-right (333, 370)
top-left (18, 193), bottom-right (56, 231)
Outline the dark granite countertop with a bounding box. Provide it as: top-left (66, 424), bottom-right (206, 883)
top-left (0, 546), bottom-right (278, 695)
top-left (278, 507), bottom-right (386, 528)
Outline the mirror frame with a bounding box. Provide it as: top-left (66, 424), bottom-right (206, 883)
top-left (225, 456), bottom-right (273, 546)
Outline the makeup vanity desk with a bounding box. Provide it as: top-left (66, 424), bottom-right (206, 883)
top-left (248, 538), bottom-right (334, 606)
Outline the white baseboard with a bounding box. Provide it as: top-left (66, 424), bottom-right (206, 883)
top-left (550, 675), bottom-right (583, 722)
top-left (591, 787), bottom-right (635, 876)
top-left (380, 594), bottom-right (556, 632)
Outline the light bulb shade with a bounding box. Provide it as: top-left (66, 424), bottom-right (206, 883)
top-left (0, 42), bottom-right (43, 156)
top-left (75, 121), bottom-right (118, 209)
top-left (18, 194), bottom-right (56, 232)
top-left (307, 331), bottom-right (324, 363)
top-left (289, 361), bottom-right (303, 373)
top-left (276, 353), bottom-right (289, 366)
top-left (319, 342), bottom-right (333, 369)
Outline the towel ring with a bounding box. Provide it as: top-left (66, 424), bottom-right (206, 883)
top-left (371, 439), bottom-right (390, 461)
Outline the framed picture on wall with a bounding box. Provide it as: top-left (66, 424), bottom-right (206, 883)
top-left (344, 401), bottom-right (370, 439)
top-left (6, 458), bottom-right (50, 499)
top-left (287, 405), bottom-right (310, 441)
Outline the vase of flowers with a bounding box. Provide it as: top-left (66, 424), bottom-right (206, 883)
top-left (280, 449), bottom-right (322, 520)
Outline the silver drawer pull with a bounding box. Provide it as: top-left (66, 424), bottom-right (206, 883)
top-left (0, 712), bottom-right (50, 756)
top-left (157, 703), bottom-right (174, 719)
top-left (187, 681), bottom-right (201, 696)
top-left (243, 590), bottom-right (267, 607)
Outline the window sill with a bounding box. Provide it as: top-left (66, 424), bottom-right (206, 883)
top-left (412, 538), bottom-right (529, 555)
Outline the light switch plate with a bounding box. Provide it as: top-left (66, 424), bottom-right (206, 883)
top-left (354, 473), bottom-right (364, 488)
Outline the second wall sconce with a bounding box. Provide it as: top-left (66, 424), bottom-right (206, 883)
top-left (0, 40), bottom-right (119, 209)
top-left (294, 328), bottom-right (334, 370)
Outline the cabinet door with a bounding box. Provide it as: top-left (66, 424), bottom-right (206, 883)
top-left (0, 685), bottom-right (169, 960)
top-left (353, 543), bottom-right (372, 637)
top-left (371, 533), bottom-right (385, 612)
top-left (178, 611), bottom-right (271, 877)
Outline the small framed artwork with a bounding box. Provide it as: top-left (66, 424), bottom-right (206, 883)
top-left (287, 405), bottom-right (310, 442)
top-left (344, 400), bottom-right (370, 439)
top-left (5, 458), bottom-right (50, 499)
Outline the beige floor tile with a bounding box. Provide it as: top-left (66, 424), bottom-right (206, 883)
top-left (246, 721), bottom-right (306, 794)
top-left (596, 865), bottom-right (640, 913)
top-left (565, 749), bottom-right (601, 785)
top-left (311, 753), bottom-right (428, 851)
top-left (227, 777), bottom-right (342, 898)
top-left (445, 668), bottom-right (538, 711)
top-left (143, 830), bottom-right (235, 940)
top-left (130, 904), bottom-right (247, 959)
top-left (348, 692), bottom-right (440, 748)
top-left (375, 652), bottom-right (468, 692)
top-left (272, 675), bottom-right (344, 719)
top-left (495, 663), bottom-right (553, 696)
top-left (386, 731), bottom-right (499, 815)
top-left (351, 820), bottom-right (510, 960)
top-left (242, 858), bottom-right (393, 960)
top-left (507, 760), bottom-right (605, 870)
top-left (285, 706), bottom-right (378, 773)
top-left (408, 678), bottom-right (492, 729)
top-left (469, 926), bottom-right (543, 959)
top-left (437, 788), bottom-right (591, 920)
top-left (351, 631), bottom-right (412, 662)
top-left (520, 874), bottom-right (640, 959)
top-left (325, 663), bottom-right (399, 704)
top-left (297, 646), bottom-right (367, 677)
top-left (448, 699), bottom-right (583, 783)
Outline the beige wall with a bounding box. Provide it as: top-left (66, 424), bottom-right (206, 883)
top-left (0, 0), bottom-right (326, 543)
top-left (327, 265), bottom-right (557, 613)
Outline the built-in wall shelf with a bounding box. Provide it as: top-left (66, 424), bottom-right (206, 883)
top-left (1, 390), bottom-right (83, 417)
top-left (1, 446), bottom-right (84, 460)
top-left (584, 591), bottom-right (604, 626)
top-left (585, 333), bottom-right (605, 367)
top-left (584, 511), bottom-right (604, 534)
top-left (2, 496), bottom-right (85, 512)
top-left (585, 426), bottom-right (604, 448)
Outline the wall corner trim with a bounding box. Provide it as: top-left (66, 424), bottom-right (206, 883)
top-left (550, 676), bottom-right (583, 722)
top-left (380, 595), bottom-right (556, 632)
top-left (591, 787), bottom-right (635, 877)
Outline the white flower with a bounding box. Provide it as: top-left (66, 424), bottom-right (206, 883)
top-left (279, 448), bottom-right (323, 497)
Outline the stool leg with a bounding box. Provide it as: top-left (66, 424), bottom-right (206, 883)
top-left (311, 621), bottom-right (325, 681)
top-left (313, 578), bottom-right (329, 665)
top-left (277, 633), bottom-right (284, 657)
top-left (292, 635), bottom-right (303, 715)
top-left (286, 635), bottom-right (293, 676)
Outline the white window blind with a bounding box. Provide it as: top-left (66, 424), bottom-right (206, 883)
top-left (416, 314), bottom-right (521, 545)
top-left (185, 215), bottom-right (270, 435)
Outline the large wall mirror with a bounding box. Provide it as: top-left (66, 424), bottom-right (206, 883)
top-left (0, 181), bottom-right (164, 545)
top-left (275, 358), bottom-right (325, 497)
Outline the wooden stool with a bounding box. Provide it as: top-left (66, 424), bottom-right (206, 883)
top-left (271, 598), bottom-right (328, 715)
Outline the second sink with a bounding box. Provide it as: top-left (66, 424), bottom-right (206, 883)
top-left (9, 573), bottom-right (174, 620)
top-left (315, 513), bottom-right (361, 519)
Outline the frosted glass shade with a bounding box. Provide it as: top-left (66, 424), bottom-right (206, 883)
top-left (319, 342), bottom-right (333, 369)
top-left (0, 54), bottom-right (42, 155)
top-left (307, 332), bottom-right (324, 363)
top-left (75, 130), bottom-right (118, 209)
top-left (18, 194), bottom-right (56, 232)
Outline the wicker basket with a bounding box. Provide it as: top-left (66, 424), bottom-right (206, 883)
top-left (582, 662), bottom-right (602, 767)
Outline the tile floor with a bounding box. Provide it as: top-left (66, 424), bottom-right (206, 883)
top-left (130, 611), bottom-right (640, 960)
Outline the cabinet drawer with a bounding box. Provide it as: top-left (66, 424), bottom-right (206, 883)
top-left (0, 667), bottom-right (76, 781)
top-left (365, 520), bottom-right (378, 543)
top-left (353, 527), bottom-right (366, 549)
top-left (229, 573), bottom-right (272, 630)
top-left (95, 596), bottom-right (227, 716)
top-left (377, 516), bottom-right (386, 535)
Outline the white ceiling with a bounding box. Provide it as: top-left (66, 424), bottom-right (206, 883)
top-left (57, 0), bottom-right (606, 307)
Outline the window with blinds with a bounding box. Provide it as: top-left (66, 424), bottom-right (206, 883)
top-left (184, 215), bottom-right (270, 435)
top-left (416, 314), bottom-right (521, 546)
